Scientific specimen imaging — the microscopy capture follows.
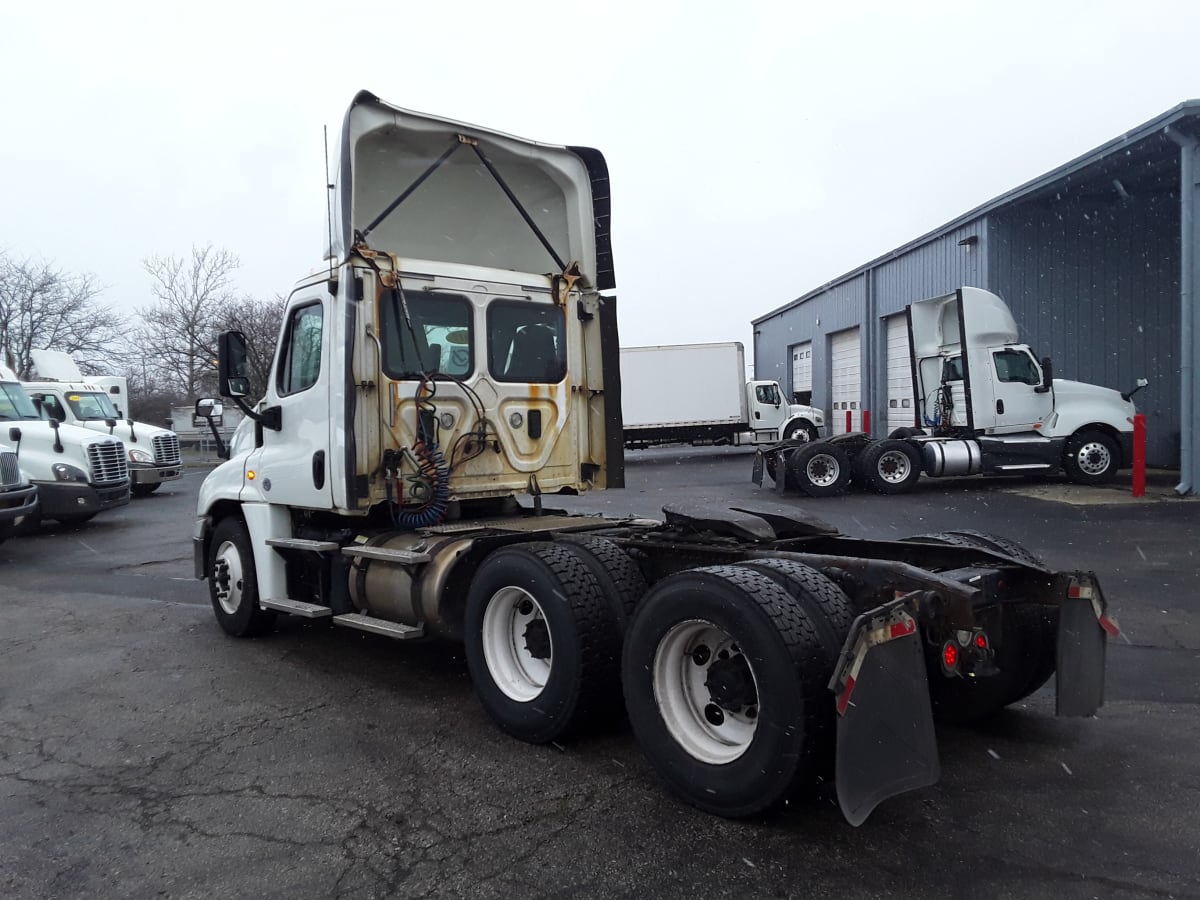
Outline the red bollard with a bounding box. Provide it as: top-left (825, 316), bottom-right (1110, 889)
top-left (845, 410), bottom-right (852, 434)
top-left (863, 409), bottom-right (870, 436)
top-left (1132, 414), bottom-right (1146, 497)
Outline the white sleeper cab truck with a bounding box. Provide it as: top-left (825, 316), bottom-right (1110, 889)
top-left (757, 287), bottom-right (1145, 496)
top-left (0, 441), bottom-right (38, 543)
top-left (194, 91), bottom-right (1119, 826)
top-left (0, 365), bottom-right (130, 524)
top-left (620, 342), bottom-right (823, 448)
top-left (27, 350), bottom-right (181, 496)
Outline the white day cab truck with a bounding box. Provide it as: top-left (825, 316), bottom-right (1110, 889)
top-left (621, 342), bottom-right (823, 448)
top-left (25, 350), bottom-right (182, 496)
top-left (756, 286), bottom-right (1147, 496)
top-left (0, 365), bottom-right (130, 525)
top-left (193, 92), bottom-right (1119, 826)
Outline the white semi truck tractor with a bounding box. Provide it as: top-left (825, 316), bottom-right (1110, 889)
top-left (757, 287), bottom-right (1147, 496)
top-left (194, 91), bottom-right (1118, 825)
top-left (26, 350), bottom-right (182, 496)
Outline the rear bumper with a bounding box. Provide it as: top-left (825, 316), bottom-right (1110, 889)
top-left (34, 480), bottom-right (130, 519)
top-left (131, 463), bottom-right (183, 486)
top-left (0, 484), bottom-right (38, 525)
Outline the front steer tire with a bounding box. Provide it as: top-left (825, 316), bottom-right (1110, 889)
top-left (1063, 429), bottom-right (1120, 485)
top-left (622, 565), bottom-right (839, 818)
top-left (464, 543), bottom-right (623, 744)
top-left (208, 517), bottom-right (276, 638)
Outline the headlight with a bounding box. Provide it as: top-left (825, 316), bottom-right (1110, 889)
top-left (129, 447), bottom-right (155, 464)
top-left (52, 463), bottom-right (89, 483)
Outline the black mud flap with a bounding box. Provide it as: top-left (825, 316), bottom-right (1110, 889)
top-left (751, 450), bottom-right (765, 486)
top-left (831, 603), bottom-right (940, 826)
top-left (1056, 592), bottom-right (1109, 717)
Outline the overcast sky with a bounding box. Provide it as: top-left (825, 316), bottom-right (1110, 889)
top-left (2, 0), bottom-right (1198, 363)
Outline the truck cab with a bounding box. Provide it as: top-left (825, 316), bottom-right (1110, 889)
top-left (26, 350), bottom-right (182, 496)
top-left (0, 365), bottom-right (130, 524)
top-left (909, 287), bottom-right (1136, 482)
top-left (746, 379), bottom-right (824, 441)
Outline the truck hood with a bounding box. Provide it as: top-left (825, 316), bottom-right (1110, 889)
top-left (1053, 378), bottom-right (1137, 417)
top-left (331, 91), bottom-right (613, 290)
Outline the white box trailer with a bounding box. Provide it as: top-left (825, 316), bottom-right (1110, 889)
top-left (621, 342), bottom-right (823, 448)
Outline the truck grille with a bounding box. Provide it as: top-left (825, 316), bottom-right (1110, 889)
top-left (87, 440), bottom-right (129, 485)
top-left (0, 450), bottom-right (19, 488)
top-left (153, 433), bottom-right (182, 466)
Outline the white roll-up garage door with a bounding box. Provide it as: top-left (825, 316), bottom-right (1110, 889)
top-left (886, 314), bottom-right (917, 433)
top-left (830, 328), bottom-right (861, 434)
top-left (791, 342), bottom-right (812, 403)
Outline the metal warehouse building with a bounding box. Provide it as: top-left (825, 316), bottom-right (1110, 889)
top-left (752, 101), bottom-right (1200, 494)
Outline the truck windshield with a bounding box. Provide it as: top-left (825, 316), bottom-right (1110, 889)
top-left (380, 292), bottom-right (473, 379)
top-left (0, 382), bottom-right (42, 420)
top-left (488, 301), bottom-right (566, 383)
top-left (65, 391), bottom-right (120, 420)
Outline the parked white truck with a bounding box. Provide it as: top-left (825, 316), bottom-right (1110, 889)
top-left (0, 441), bottom-right (38, 543)
top-left (193, 91), bottom-right (1117, 826)
top-left (26, 351), bottom-right (182, 496)
top-left (0, 365), bottom-right (130, 524)
top-left (757, 286), bottom-right (1146, 496)
top-left (621, 342), bottom-right (823, 448)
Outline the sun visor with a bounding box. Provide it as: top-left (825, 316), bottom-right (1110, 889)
top-left (329, 91), bottom-right (611, 289)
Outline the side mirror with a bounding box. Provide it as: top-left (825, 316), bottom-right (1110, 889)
top-left (218, 330), bottom-right (251, 398)
top-left (1035, 356), bottom-right (1053, 393)
top-left (194, 398), bottom-right (225, 419)
top-left (1121, 377), bottom-right (1149, 402)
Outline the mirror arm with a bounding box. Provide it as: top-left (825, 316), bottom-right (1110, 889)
top-left (227, 394), bottom-right (281, 432)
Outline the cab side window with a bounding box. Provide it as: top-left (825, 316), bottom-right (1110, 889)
top-left (277, 303), bottom-right (324, 396)
top-left (993, 349), bottom-right (1041, 385)
top-left (40, 394), bottom-right (66, 421)
top-left (755, 384), bottom-right (780, 404)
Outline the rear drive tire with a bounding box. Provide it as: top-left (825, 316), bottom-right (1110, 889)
top-left (857, 440), bottom-right (922, 494)
top-left (558, 536), bottom-right (648, 632)
top-left (208, 517), bottom-right (277, 637)
top-left (464, 543), bottom-right (622, 744)
top-left (622, 565), bottom-right (839, 818)
top-left (786, 443), bottom-right (852, 497)
top-left (1063, 430), bottom-right (1119, 485)
top-left (903, 531), bottom-right (1057, 722)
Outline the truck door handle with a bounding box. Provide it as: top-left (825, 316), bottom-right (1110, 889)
top-left (312, 451), bottom-right (326, 489)
top-left (996, 400), bottom-right (1005, 414)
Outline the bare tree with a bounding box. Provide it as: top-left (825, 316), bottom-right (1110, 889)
top-left (0, 253), bottom-right (127, 378)
top-left (138, 245), bottom-right (239, 398)
top-left (221, 294), bottom-right (287, 401)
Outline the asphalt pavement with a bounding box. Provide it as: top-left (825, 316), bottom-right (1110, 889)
top-left (1, 452), bottom-right (1197, 899)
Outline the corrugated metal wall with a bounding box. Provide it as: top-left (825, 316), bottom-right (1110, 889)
top-left (989, 191), bottom-right (1180, 465)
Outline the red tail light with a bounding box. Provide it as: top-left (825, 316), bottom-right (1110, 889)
top-left (975, 633), bottom-right (988, 650)
top-left (942, 642), bottom-right (958, 671)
